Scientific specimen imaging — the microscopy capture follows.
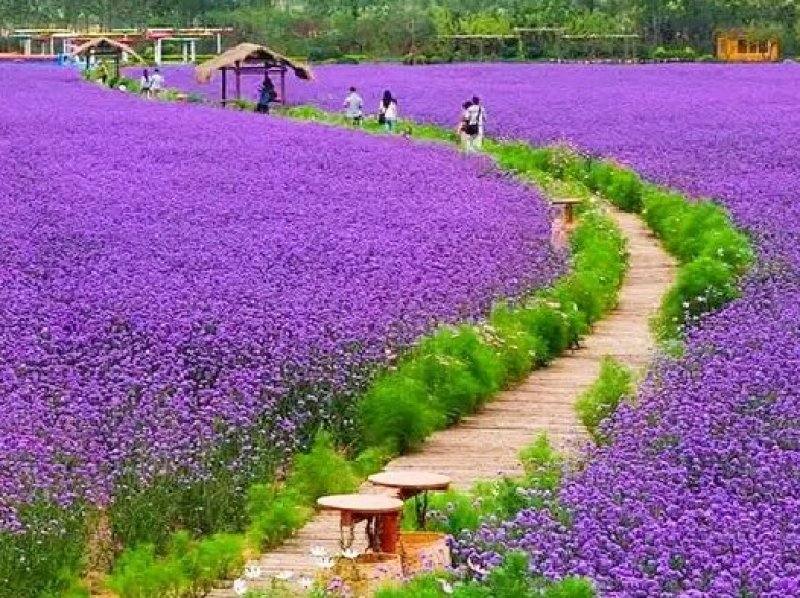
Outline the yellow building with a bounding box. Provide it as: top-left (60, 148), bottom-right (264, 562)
top-left (716, 30), bottom-right (779, 62)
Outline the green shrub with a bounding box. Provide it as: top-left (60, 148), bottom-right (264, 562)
top-left (657, 256), bottom-right (739, 340)
top-left (308, 46), bottom-right (342, 62)
top-left (416, 489), bottom-right (484, 535)
top-left (118, 76), bottom-right (140, 92)
top-left (172, 531), bottom-right (243, 596)
top-left (352, 446), bottom-right (392, 477)
top-left (542, 577), bottom-right (596, 598)
top-left (542, 286), bottom-right (589, 348)
top-left (605, 169), bottom-right (643, 212)
top-left (519, 433), bottom-right (563, 491)
top-left (585, 159), bottom-right (614, 191)
top-left (245, 484), bottom-right (308, 550)
top-left (492, 143), bottom-right (551, 174)
top-left (374, 574), bottom-right (449, 597)
top-left (575, 357), bottom-right (633, 444)
top-left (108, 543), bottom-right (186, 598)
top-left (374, 558), bottom-right (595, 597)
top-left (360, 375), bottom-right (441, 454)
top-left (286, 431), bottom-right (359, 500)
top-left (0, 504), bottom-right (87, 598)
top-left (515, 303), bottom-right (569, 360)
top-left (643, 187), bottom-right (751, 275)
top-left (641, 188), bottom-right (687, 243)
top-left (408, 326), bottom-right (506, 424)
top-left (489, 305), bottom-right (550, 380)
top-left (697, 226), bottom-right (752, 274)
top-left (559, 270), bottom-right (605, 324)
top-left (674, 202), bottom-right (730, 261)
top-left (109, 531), bottom-right (244, 598)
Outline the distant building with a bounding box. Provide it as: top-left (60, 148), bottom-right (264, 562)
top-left (715, 30), bottom-right (779, 62)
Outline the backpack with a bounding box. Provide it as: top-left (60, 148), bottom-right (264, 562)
top-left (464, 106), bottom-right (482, 136)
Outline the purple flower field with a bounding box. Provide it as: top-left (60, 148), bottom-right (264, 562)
top-left (164, 62), bottom-right (800, 264)
top-left (0, 65), bottom-right (561, 530)
top-left (10, 62), bottom-right (800, 594)
top-left (258, 63), bottom-right (800, 595)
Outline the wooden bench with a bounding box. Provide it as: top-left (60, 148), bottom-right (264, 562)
top-left (551, 198), bottom-right (583, 226)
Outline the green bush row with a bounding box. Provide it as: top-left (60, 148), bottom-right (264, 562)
top-left (575, 356), bottom-right (634, 445)
top-left (359, 207), bottom-right (627, 456)
top-left (107, 433), bottom-right (371, 598)
top-left (108, 532), bottom-right (243, 598)
top-left (493, 143), bottom-right (753, 341)
top-left (375, 552), bottom-right (594, 598)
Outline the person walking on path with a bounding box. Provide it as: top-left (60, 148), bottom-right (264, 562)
top-left (378, 90), bottom-right (398, 132)
top-left (150, 68), bottom-right (164, 98)
top-left (462, 96), bottom-right (486, 153)
top-left (457, 100), bottom-right (472, 145)
top-left (343, 86), bottom-right (364, 126)
top-left (472, 96), bottom-right (487, 148)
top-left (256, 74), bottom-right (276, 114)
top-left (140, 69), bottom-right (152, 98)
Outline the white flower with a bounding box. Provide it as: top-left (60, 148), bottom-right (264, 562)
top-left (232, 578), bottom-right (248, 596)
top-left (315, 555), bottom-right (336, 570)
top-left (244, 563), bottom-right (263, 580)
top-left (297, 576), bottom-right (314, 590)
top-left (438, 579), bottom-right (454, 594)
top-left (310, 545), bottom-right (328, 558)
top-left (340, 547), bottom-right (361, 560)
top-left (273, 570), bottom-right (293, 581)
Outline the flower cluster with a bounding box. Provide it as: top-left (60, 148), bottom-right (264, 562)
top-left (274, 63), bottom-right (800, 594)
top-left (0, 64), bottom-right (562, 529)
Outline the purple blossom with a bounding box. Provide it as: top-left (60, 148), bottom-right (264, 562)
top-left (0, 64), bottom-right (562, 527)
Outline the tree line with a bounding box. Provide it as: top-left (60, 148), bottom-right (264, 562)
top-left (1, 0), bottom-right (797, 58)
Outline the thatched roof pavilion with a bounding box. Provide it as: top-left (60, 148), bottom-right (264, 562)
top-left (70, 37), bottom-right (145, 76)
top-left (195, 43), bottom-right (313, 105)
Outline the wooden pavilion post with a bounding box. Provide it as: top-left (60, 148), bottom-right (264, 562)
top-left (280, 68), bottom-right (286, 104)
top-left (221, 67), bottom-right (227, 105)
top-left (235, 60), bottom-right (241, 100)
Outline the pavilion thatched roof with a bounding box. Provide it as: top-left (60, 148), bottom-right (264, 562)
top-left (195, 43), bottom-right (313, 83)
top-left (69, 37), bottom-right (145, 63)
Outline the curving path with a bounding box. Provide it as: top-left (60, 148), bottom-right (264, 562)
top-left (209, 206), bottom-right (676, 595)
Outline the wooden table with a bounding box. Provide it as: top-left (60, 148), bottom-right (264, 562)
top-left (368, 471), bottom-right (451, 528)
top-left (317, 494), bottom-right (404, 554)
top-left (551, 198), bottom-right (583, 226)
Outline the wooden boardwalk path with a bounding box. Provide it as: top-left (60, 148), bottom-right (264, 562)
top-left (210, 207), bottom-right (676, 594)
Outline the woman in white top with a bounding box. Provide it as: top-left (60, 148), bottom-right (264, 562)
top-left (379, 90), bottom-right (398, 132)
top-left (149, 68), bottom-right (164, 97)
top-left (462, 98), bottom-right (486, 153)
